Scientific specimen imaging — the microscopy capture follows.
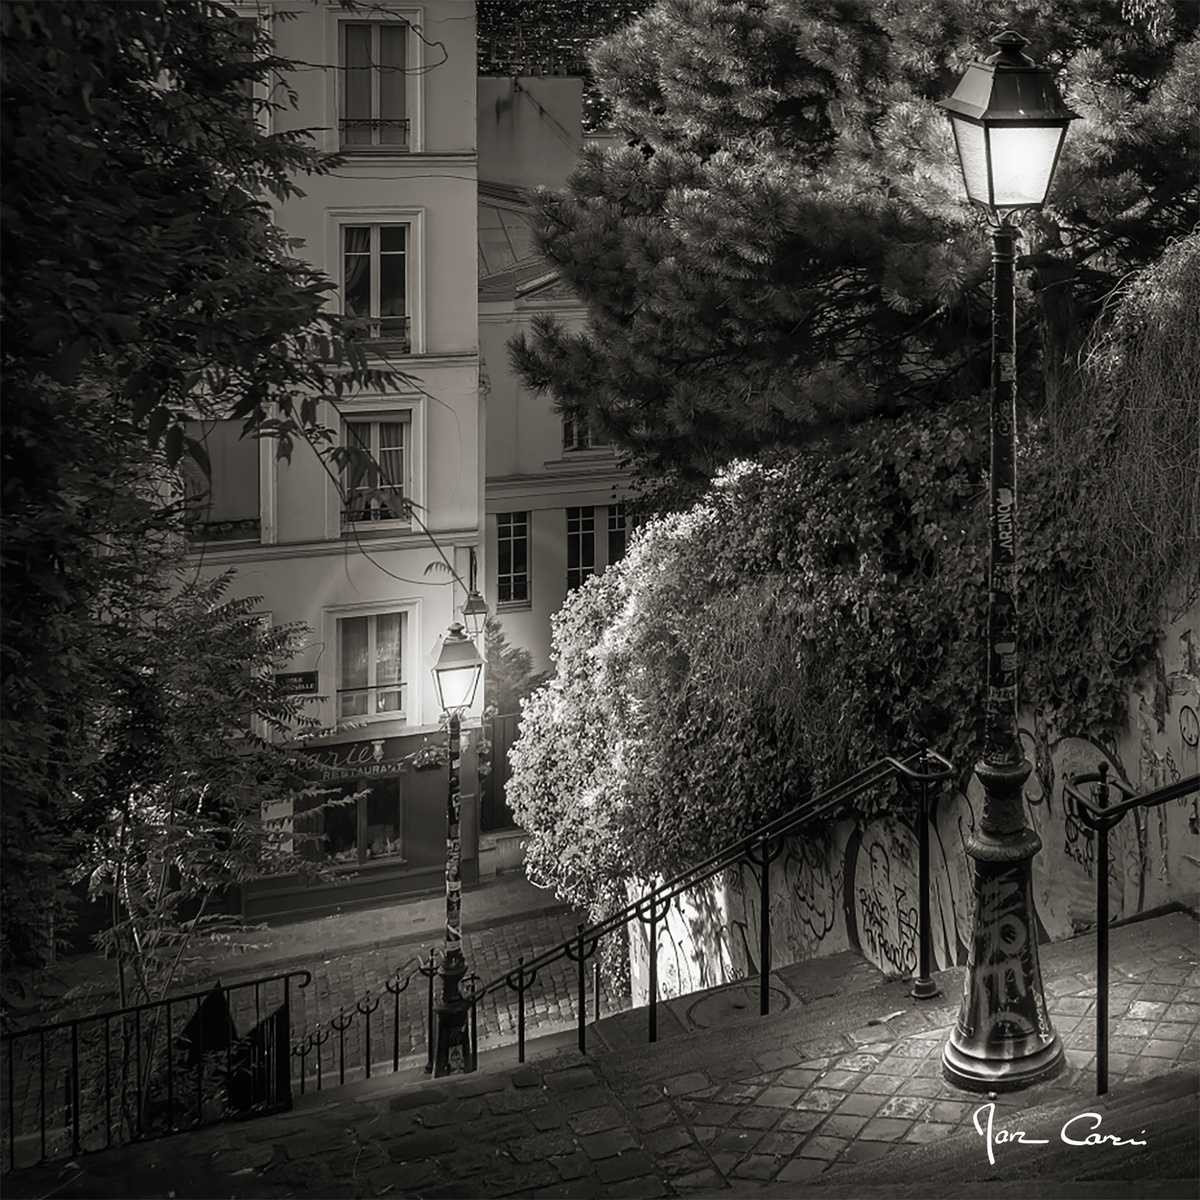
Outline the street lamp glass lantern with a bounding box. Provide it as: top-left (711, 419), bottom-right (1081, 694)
top-left (939, 31), bottom-right (1077, 220)
top-left (461, 589), bottom-right (488, 640)
top-left (433, 622), bottom-right (484, 713)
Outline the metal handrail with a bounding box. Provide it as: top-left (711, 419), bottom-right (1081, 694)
top-left (281, 747), bottom-right (955, 1091)
top-left (466, 748), bottom-right (955, 1064)
top-left (2, 969), bottom-right (311, 1173)
top-left (2, 971), bottom-right (312, 1042)
top-left (1066, 765), bottom-right (1200, 1097)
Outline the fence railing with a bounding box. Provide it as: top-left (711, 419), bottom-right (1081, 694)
top-left (5, 749), bottom-right (956, 1165)
top-left (464, 748), bottom-right (954, 1066)
top-left (283, 747), bottom-right (953, 1094)
top-left (1, 970), bottom-right (308, 1174)
top-left (290, 950), bottom-right (442, 1096)
top-left (1065, 766), bottom-right (1200, 1097)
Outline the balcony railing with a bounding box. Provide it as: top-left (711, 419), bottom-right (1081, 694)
top-left (343, 315), bottom-right (410, 355)
top-left (338, 118), bottom-right (409, 149)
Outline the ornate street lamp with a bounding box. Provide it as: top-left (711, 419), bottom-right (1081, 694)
top-left (430, 622), bottom-right (484, 1075)
top-left (937, 30), bottom-right (1077, 1092)
top-left (461, 589), bottom-right (488, 641)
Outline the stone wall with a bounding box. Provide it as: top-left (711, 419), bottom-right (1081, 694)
top-left (630, 595), bottom-right (1200, 1004)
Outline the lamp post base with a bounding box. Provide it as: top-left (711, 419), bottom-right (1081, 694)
top-left (911, 977), bottom-right (942, 1001)
top-left (942, 758), bottom-right (1064, 1093)
top-left (433, 955), bottom-right (471, 1076)
top-left (943, 1028), bottom-right (1064, 1093)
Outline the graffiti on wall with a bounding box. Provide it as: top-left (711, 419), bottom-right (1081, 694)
top-left (632, 596), bottom-right (1200, 1001)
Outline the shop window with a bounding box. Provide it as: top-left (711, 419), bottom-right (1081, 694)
top-left (295, 779), bottom-right (403, 867)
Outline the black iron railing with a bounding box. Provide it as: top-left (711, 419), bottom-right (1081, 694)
top-left (463, 748), bottom-right (954, 1066)
top-left (290, 950), bottom-right (442, 1096)
top-left (1065, 766), bottom-right (1200, 1096)
top-left (283, 748), bottom-right (954, 1092)
top-left (1, 970), bottom-right (308, 1174)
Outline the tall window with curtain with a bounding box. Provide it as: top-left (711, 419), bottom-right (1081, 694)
top-left (341, 21), bottom-right (409, 148)
top-left (342, 224), bottom-right (409, 346)
top-left (342, 416), bottom-right (410, 524)
top-left (180, 419), bottom-right (260, 542)
top-left (337, 611), bottom-right (407, 719)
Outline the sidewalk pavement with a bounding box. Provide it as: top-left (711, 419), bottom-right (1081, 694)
top-left (7, 908), bottom-right (1197, 1198)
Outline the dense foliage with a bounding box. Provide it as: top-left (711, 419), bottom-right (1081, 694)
top-left (508, 234), bottom-right (1199, 918)
top-left (0, 1), bottom-right (393, 969)
top-left (512, 0), bottom-right (1199, 491)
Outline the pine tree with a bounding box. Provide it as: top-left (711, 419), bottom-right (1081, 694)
top-left (511, 0), bottom-right (1199, 489)
top-left (484, 616), bottom-right (550, 716)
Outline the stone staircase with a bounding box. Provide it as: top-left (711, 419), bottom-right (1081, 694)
top-left (5, 910), bottom-right (1197, 1199)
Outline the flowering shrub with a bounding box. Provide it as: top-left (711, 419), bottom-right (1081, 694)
top-left (509, 239), bottom-right (1198, 919)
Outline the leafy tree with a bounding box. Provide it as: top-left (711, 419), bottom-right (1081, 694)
top-left (0, 0), bottom-right (397, 968)
top-left (79, 570), bottom-right (342, 1009)
top-left (511, 0), bottom-right (1199, 491)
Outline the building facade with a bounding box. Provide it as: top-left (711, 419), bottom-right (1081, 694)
top-left (477, 77), bottom-right (629, 674)
top-left (189, 2), bottom-right (483, 919)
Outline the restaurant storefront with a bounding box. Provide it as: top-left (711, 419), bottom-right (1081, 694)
top-left (241, 729), bottom-right (481, 922)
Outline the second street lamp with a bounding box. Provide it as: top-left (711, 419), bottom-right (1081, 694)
top-left (430, 622), bottom-right (484, 1075)
top-left (937, 30), bottom-right (1077, 1093)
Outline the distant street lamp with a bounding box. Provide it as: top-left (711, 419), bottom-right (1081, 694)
top-left (430, 622), bottom-right (484, 1075)
top-left (937, 30), bottom-right (1077, 1092)
top-left (462, 589), bottom-right (488, 641)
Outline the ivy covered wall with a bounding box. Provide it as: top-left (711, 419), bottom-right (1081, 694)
top-left (630, 591), bottom-right (1200, 1003)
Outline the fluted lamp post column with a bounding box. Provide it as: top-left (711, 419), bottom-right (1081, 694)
top-left (937, 30), bottom-right (1077, 1092)
top-left (431, 622), bottom-right (484, 1075)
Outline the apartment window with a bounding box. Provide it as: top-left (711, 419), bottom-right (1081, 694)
top-left (181, 419), bottom-right (260, 543)
top-left (342, 417), bottom-right (410, 525)
top-left (497, 512), bottom-right (529, 605)
top-left (608, 504), bottom-right (627, 566)
top-left (343, 224), bottom-right (410, 348)
top-left (337, 611), bottom-right (407, 720)
top-left (230, 17), bottom-right (258, 105)
top-left (563, 414), bottom-right (606, 452)
top-left (566, 507), bottom-right (595, 591)
top-left (341, 21), bottom-right (409, 148)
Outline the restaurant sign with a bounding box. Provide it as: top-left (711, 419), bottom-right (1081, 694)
top-left (310, 737), bottom-right (409, 780)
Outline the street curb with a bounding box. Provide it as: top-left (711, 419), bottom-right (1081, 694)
top-left (9, 897), bottom-right (577, 1025)
top-left (207, 897), bottom-right (576, 989)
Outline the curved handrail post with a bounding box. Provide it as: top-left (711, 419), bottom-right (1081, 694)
top-left (1095, 763), bottom-right (1110, 1097)
top-left (1066, 767), bottom-right (1199, 1096)
top-left (911, 745), bottom-right (941, 1000)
